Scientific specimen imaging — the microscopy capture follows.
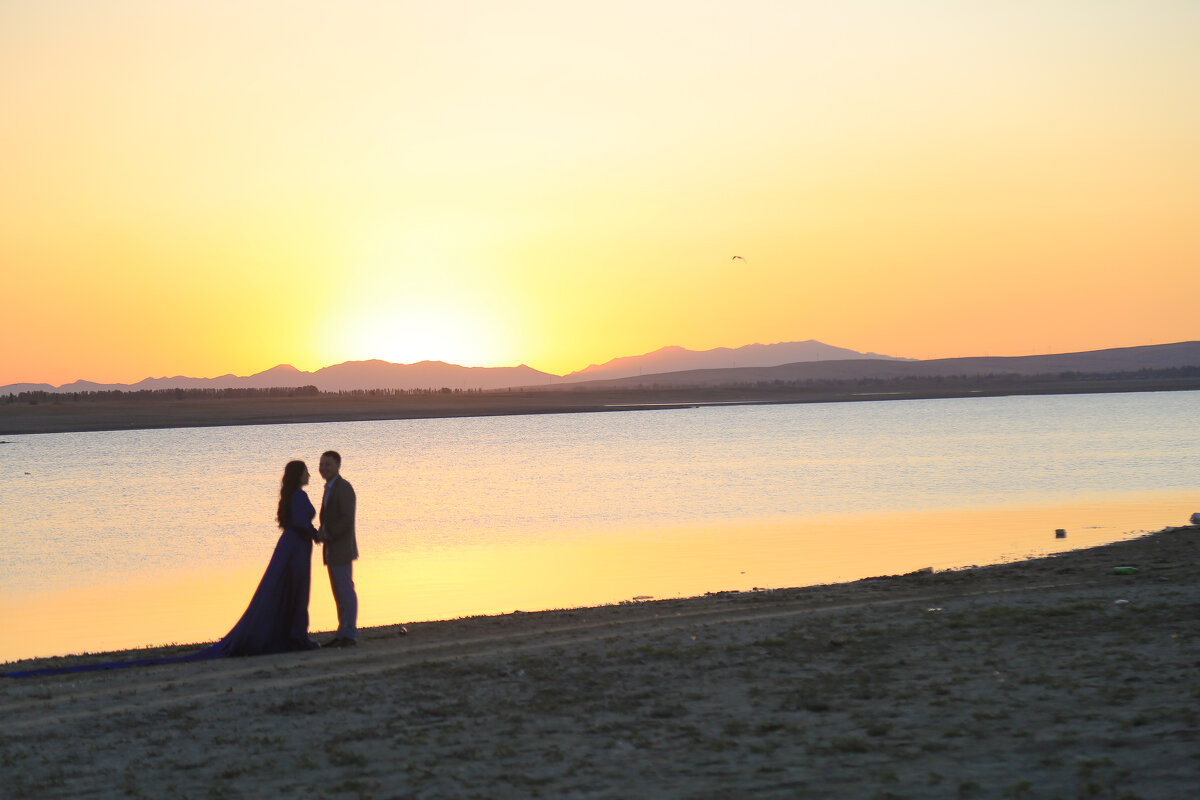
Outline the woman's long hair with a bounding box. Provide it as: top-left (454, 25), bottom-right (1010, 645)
top-left (277, 460), bottom-right (308, 529)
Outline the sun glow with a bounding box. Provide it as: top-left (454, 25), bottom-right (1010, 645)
top-left (317, 213), bottom-right (522, 368)
top-left (342, 305), bottom-right (504, 368)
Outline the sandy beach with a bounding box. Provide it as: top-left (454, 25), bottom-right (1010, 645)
top-left (3, 525), bottom-right (1198, 798)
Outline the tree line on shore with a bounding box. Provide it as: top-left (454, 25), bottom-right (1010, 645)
top-left (559, 366), bottom-right (1200, 394)
top-left (2, 386), bottom-right (488, 404)
top-left (3, 366), bottom-right (1196, 406)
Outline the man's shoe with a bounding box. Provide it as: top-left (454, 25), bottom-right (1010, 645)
top-left (340, 638), bottom-right (358, 647)
top-left (322, 637), bottom-right (344, 648)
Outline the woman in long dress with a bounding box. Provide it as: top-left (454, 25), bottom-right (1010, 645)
top-left (201, 460), bottom-right (323, 656)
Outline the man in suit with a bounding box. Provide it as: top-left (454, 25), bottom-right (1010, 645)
top-left (318, 450), bottom-right (358, 648)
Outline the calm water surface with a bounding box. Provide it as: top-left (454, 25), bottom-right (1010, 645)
top-left (1, 391), bottom-right (1196, 661)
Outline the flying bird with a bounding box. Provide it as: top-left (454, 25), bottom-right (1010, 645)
top-left (731, 255), bottom-right (744, 261)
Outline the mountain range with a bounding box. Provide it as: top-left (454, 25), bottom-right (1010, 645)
top-left (562, 340), bottom-right (910, 380)
top-left (553, 341), bottom-right (1200, 389)
top-left (0, 341), bottom-right (900, 394)
top-left (3, 340), bottom-right (1198, 395)
top-left (0, 360), bottom-right (553, 395)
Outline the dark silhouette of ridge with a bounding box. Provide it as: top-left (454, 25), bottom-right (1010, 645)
top-left (4, 341), bottom-right (1198, 397)
top-left (542, 341), bottom-right (1200, 390)
top-left (308, 360), bottom-right (552, 392)
top-left (562, 340), bottom-right (909, 381)
top-left (2, 361), bottom-right (554, 395)
top-left (0, 340), bottom-right (892, 395)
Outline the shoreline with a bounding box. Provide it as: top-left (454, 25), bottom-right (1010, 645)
top-left (3, 525), bottom-right (1197, 797)
top-left (4, 524), bottom-right (1195, 674)
top-left (2, 378), bottom-right (1198, 435)
top-left (3, 495), bottom-right (1189, 667)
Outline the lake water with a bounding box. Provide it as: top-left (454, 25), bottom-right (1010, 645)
top-left (1, 391), bottom-right (1196, 662)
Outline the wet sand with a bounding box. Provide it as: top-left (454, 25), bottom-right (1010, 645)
top-left (3, 525), bottom-right (1198, 798)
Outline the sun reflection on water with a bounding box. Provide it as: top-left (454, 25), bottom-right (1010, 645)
top-left (4, 491), bottom-right (1190, 664)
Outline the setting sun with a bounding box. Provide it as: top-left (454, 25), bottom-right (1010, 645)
top-left (339, 304), bottom-right (507, 369)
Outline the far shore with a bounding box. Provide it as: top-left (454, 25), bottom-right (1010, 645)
top-left (3, 376), bottom-right (1198, 435)
top-left (3, 525), bottom-right (1198, 797)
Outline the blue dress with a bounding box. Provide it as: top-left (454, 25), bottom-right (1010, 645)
top-left (199, 490), bottom-right (322, 657)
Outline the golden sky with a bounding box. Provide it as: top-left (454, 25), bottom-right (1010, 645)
top-left (2, 1), bottom-right (1197, 386)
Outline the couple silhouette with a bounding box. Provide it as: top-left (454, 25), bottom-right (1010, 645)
top-left (205, 450), bottom-right (359, 656)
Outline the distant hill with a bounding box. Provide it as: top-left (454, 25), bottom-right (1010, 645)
top-left (562, 340), bottom-right (910, 382)
top-left (308, 360), bottom-right (553, 392)
top-left (2, 360), bottom-right (555, 395)
top-left (545, 341), bottom-right (1200, 390)
top-left (5, 341), bottom-right (1198, 397)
